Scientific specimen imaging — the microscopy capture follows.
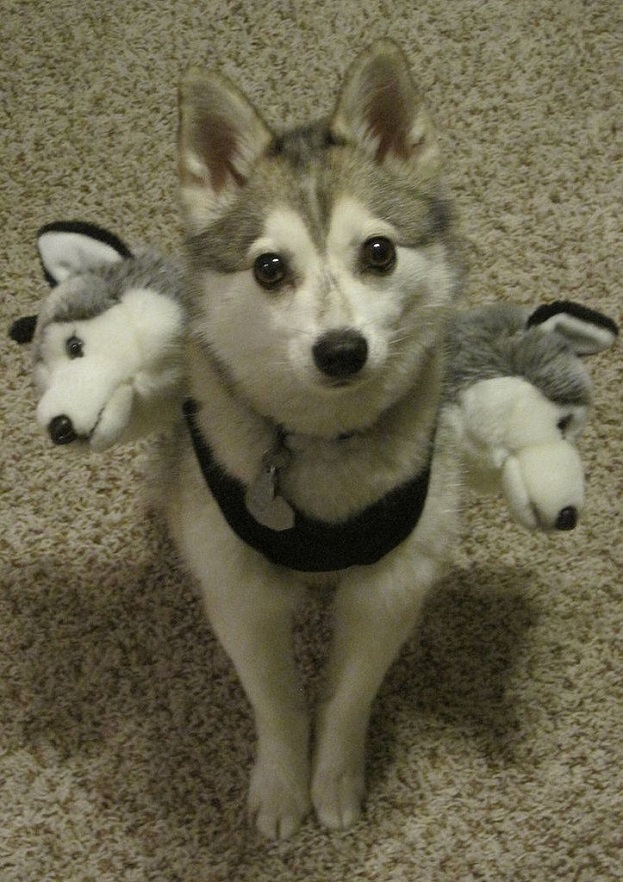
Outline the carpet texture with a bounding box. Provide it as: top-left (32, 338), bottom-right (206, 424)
top-left (1, 1), bottom-right (621, 880)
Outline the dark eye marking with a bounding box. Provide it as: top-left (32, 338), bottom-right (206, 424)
top-left (558, 414), bottom-right (573, 434)
top-left (253, 253), bottom-right (288, 290)
top-left (65, 335), bottom-right (84, 359)
top-left (360, 236), bottom-right (396, 274)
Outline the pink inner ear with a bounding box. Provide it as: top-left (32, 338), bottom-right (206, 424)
top-left (361, 69), bottom-right (415, 162)
top-left (368, 97), bottom-right (411, 162)
top-left (198, 116), bottom-right (247, 193)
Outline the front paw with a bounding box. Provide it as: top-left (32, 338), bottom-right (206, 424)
top-left (248, 758), bottom-right (311, 839)
top-left (311, 764), bottom-right (365, 831)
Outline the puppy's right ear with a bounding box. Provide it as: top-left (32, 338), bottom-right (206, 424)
top-left (178, 69), bottom-right (273, 229)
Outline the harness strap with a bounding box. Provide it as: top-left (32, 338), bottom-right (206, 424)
top-left (184, 399), bottom-right (432, 573)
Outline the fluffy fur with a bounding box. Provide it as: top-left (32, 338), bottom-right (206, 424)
top-left (160, 41), bottom-right (464, 837)
top-left (445, 303), bottom-right (594, 408)
top-left (445, 301), bottom-right (618, 530)
top-left (30, 228), bottom-right (185, 450)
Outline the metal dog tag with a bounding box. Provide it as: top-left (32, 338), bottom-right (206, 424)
top-left (245, 461), bottom-right (295, 531)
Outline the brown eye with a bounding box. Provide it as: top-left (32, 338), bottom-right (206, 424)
top-left (361, 236), bottom-right (396, 274)
top-left (254, 253), bottom-right (287, 289)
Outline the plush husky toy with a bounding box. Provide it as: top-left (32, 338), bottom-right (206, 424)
top-left (445, 301), bottom-right (618, 531)
top-left (9, 222), bottom-right (618, 529)
top-left (9, 221), bottom-right (186, 451)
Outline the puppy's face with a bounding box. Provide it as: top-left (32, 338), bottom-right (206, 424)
top-left (179, 42), bottom-right (461, 436)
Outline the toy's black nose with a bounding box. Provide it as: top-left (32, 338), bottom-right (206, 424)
top-left (48, 415), bottom-right (77, 445)
top-left (556, 506), bottom-right (578, 531)
top-left (313, 329), bottom-right (368, 379)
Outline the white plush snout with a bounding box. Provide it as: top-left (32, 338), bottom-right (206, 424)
top-left (35, 348), bottom-right (135, 448)
top-left (501, 441), bottom-right (585, 531)
top-left (35, 288), bottom-right (185, 450)
top-left (452, 375), bottom-right (587, 531)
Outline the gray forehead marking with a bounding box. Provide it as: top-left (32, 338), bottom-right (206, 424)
top-left (188, 121), bottom-right (454, 273)
top-left (269, 123), bottom-right (455, 250)
top-left (269, 121), bottom-right (342, 169)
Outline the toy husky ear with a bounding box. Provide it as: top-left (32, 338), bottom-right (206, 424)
top-left (9, 314), bottom-right (38, 344)
top-left (527, 300), bottom-right (619, 356)
top-left (331, 40), bottom-right (439, 170)
top-left (178, 68), bottom-right (273, 228)
top-left (37, 220), bottom-right (132, 287)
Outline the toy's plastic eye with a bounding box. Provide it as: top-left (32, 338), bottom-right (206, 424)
top-left (254, 253), bottom-right (287, 290)
top-left (361, 237), bottom-right (396, 274)
top-left (65, 335), bottom-right (84, 359)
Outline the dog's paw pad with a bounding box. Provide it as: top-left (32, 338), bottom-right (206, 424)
top-left (311, 770), bottom-right (365, 831)
top-left (248, 764), bottom-right (311, 839)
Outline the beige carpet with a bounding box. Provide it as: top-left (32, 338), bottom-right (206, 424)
top-left (1, 1), bottom-right (622, 879)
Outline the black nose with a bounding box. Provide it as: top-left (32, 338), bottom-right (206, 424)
top-left (48, 415), bottom-right (78, 445)
top-left (312, 329), bottom-right (368, 379)
top-left (556, 506), bottom-right (578, 531)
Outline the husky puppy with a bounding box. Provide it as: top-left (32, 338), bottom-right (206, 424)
top-left (163, 41), bottom-right (464, 837)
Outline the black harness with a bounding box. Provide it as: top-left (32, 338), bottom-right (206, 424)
top-left (184, 399), bottom-right (432, 573)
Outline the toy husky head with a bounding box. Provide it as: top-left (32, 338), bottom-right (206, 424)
top-left (12, 221), bottom-right (185, 450)
top-left (178, 40), bottom-right (463, 439)
top-left (447, 300), bottom-right (619, 531)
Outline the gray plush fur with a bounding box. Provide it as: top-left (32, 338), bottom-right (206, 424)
top-left (36, 248), bottom-right (184, 330)
top-left (446, 303), bottom-right (594, 408)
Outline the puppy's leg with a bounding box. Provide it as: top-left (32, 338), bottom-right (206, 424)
top-left (201, 551), bottom-right (310, 839)
top-left (311, 555), bottom-right (437, 830)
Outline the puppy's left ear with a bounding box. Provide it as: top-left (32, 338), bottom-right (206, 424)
top-left (331, 40), bottom-right (439, 172)
top-left (527, 300), bottom-right (619, 356)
